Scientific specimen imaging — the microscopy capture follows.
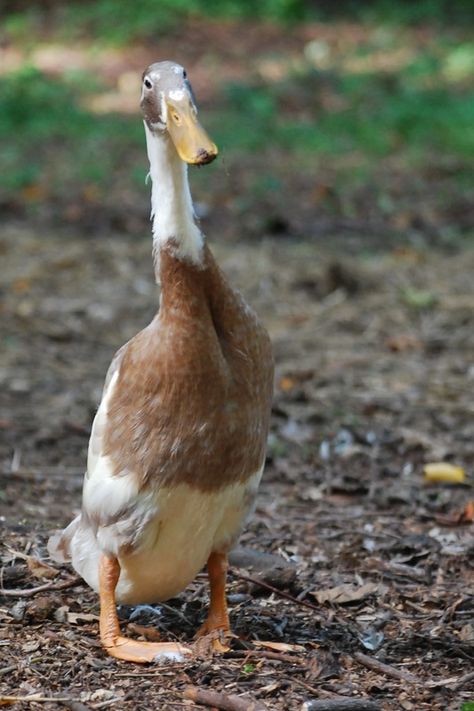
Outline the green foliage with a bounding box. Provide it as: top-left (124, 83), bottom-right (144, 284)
top-left (3, 0), bottom-right (307, 45)
top-left (215, 59), bottom-right (474, 161)
top-left (0, 37), bottom-right (472, 211)
top-left (461, 703), bottom-right (474, 711)
top-left (357, 0), bottom-right (474, 24)
top-left (0, 66), bottom-right (91, 139)
top-left (197, 0), bottom-right (306, 21)
top-left (242, 663), bottom-right (255, 674)
top-left (62, 0), bottom-right (193, 43)
top-left (3, 0), bottom-right (474, 45)
top-left (0, 68), bottom-right (142, 191)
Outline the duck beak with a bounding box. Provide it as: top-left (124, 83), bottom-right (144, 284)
top-left (166, 97), bottom-right (218, 165)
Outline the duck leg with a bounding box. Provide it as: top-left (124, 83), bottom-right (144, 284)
top-left (99, 555), bottom-right (191, 663)
top-left (195, 551), bottom-right (230, 651)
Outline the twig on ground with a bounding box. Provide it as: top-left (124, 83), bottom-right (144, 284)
top-left (0, 696), bottom-right (84, 706)
top-left (452, 669), bottom-right (474, 691)
top-left (230, 570), bottom-right (324, 616)
top-left (156, 600), bottom-right (195, 627)
top-left (0, 575), bottom-right (81, 598)
top-left (353, 652), bottom-right (421, 685)
top-left (228, 649), bottom-right (304, 665)
top-left (363, 558), bottom-right (429, 583)
top-left (287, 678), bottom-right (346, 699)
top-left (0, 666), bottom-right (16, 677)
top-left (301, 700), bottom-right (382, 711)
top-left (354, 653), bottom-right (474, 691)
top-left (92, 699), bottom-right (124, 710)
top-left (184, 686), bottom-right (269, 711)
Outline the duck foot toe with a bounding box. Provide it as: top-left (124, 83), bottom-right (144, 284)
top-left (104, 636), bottom-right (192, 664)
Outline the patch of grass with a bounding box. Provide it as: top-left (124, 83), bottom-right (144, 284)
top-left (3, 0), bottom-right (474, 46)
top-left (0, 67), bottom-right (142, 193)
top-left (213, 48), bottom-right (474, 163)
top-left (0, 40), bottom-right (472, 235)
top-left (3, 0), bottom-right (306, 45)
top-left (357, 0), bottom-right (474, 25)
top-left (0, 66), bottom-right (92, 140)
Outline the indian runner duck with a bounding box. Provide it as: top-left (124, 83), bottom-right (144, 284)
top-left (48, 60), bottom-right (274, 663)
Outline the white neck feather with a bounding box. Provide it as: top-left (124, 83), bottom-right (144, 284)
top-left (144, 121), bottom-right (203, 275)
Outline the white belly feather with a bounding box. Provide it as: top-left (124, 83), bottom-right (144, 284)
top-left (65, 368), bottom-right (262, 604)
top-left (70, 473), bottom-right (261, 604)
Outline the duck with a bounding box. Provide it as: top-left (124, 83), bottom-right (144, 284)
top-left (48, 60), bottom-right (274, 664)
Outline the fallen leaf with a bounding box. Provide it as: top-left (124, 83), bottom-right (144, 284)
top-left (428, 526), bottom-right (474, 555)
top-left (424, 462), bottom-right (466, 484)
top-left (435, 500), bottom-right (474, 526)
top-left (311, 582), bottom-right (385, 605)
top-left (259, 682), bottom-right (280, 693)
top-left (24, 596), bottom-right (57, 622)
top-left (11, 278), bottom-right (32, 294)
top-left (459, 623), bottom-right (474, 642)
top-left (461, 501), bottom-right (474, 522)
top-left (67, 612), bottom-right (99, 624)
top-left (26, 557), bottom-right (59, 580)
top-left (385, 334), bottom-right (421, 352)
top-left (54, 605), bottom-right (69, 623)
top-left (253, 640), bottom-right (305, 653)
top-left (399, 428), bottom-right (447, 458)
top-left (90, 690), bottom-right (122, 702)
top-left (401, 287), bottom-right (437, 310)
top-left (20, 184), bottom-right (46, 202)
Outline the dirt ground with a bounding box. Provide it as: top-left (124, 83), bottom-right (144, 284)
top-left (0, 214), bottom-right (473, 711)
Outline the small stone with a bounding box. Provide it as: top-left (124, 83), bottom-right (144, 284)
top-left (10, 600), bottom-right (27, 621)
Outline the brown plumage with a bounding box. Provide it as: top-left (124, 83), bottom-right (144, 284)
top-left (104, 244), bottom-right (272, 493)
top-left (48, 60), bottom-right (273, 663)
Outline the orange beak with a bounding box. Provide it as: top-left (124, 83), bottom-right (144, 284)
top-left (166, 97), bottom-right (218, 165)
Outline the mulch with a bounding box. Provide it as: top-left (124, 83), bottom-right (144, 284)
top-left (1, 225), bottom-right (473, 710)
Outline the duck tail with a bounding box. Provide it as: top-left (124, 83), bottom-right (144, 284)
top-left (47, 515), bottom-right (81, 563)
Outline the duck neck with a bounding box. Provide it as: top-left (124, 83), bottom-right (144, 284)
top-left (144, 121), bottom-right (204, 279)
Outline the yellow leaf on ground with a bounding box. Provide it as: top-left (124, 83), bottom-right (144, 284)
top-left (424, 462), bottom-right (465, 483)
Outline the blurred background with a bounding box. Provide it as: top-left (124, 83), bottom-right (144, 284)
top-left (2, 0), bottom-right (474, 559)
top-left (1, 0), bottom-right (473, 241)
top-left (1, 3), bottom-right (474, 705)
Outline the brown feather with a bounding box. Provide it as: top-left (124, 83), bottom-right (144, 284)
top-left (103, 243), bottom-right (273, 493)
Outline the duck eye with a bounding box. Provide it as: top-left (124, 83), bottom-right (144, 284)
top-left (144, 78), bottom-right (152, 89)
top-left (182, 70), bottom-right (187, 78)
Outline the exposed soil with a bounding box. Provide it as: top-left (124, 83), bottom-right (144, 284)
top-left (1, 217), bottom-right (473, 710)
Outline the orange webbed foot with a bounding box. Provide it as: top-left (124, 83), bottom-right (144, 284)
top-left (104, 636), bottom-right (192, 664)
top-left (99, 556), bottom-right (192, 664)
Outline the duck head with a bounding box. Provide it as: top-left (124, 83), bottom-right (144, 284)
top-left (141, 61), bottom-right (218, 166)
